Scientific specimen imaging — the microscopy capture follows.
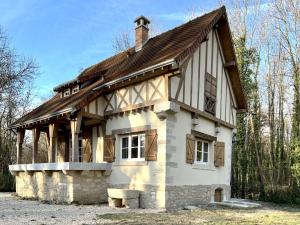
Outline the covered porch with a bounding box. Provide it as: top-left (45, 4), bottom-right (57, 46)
top-left (9, 110), bottom-right (112, 204)
top-left (13, 110), bottom-right (106, 165)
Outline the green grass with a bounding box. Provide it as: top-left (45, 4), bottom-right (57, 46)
top-left (96, 203), bottom-right (300, 225)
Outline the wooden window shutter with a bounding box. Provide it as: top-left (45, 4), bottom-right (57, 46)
top-left (186, 134), bottom-right (195, 164)
top-left (145, 129), bottom-right (158, 161)
top-left (204, 73), bottom-right (217, 115)
top-left (214, 142), bottom-right (225, 167)
top-left (104, 135), bottom-right (116, 162)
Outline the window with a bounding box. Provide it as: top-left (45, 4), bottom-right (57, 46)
top-left (121, 134), bottom-right (145, 161)
top-left (63, 89), bottom-right (70, 97)
top-left (204, 73), bottom-right (216, 115)
top-left (195, 140), bottom-right (209, 164)
top-left (72, 85), bottom-right (79, 94)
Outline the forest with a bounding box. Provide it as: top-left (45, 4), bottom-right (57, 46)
top-left (0, 0), bottom-right (300, 204)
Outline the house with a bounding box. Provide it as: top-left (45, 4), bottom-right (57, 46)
top-left (9, 6), bottom-right (246, 210)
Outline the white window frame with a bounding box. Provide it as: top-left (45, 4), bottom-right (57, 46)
top-left (120, 133), bottom-right (145, 161)
top-left (194, 139), bottom-right (209, 164)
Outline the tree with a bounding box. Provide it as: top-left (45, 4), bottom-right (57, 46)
top-left (271, 0), bottom-right (300, 187)
top-left (0, 27), bottom-right (37, 191)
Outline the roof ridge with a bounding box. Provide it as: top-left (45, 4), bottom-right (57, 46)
top-left (146, 6), bottom-right (225, 45)
top-left (56, 6), bottom-right (225, 89)
top-left (79, 6), bottom-right (225, 78)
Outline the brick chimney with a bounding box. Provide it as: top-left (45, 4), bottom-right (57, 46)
top-left (134, 16), bottom-right (150, 51)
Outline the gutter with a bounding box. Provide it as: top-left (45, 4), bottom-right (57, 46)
top-left (93, 58), bottom-right (176, 91)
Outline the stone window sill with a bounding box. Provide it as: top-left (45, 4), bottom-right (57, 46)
top-left (192, 163), bottom-right (216, 171)
top-left (114, 161), bottom-right (148, 167)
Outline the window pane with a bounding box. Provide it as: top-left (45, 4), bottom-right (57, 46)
top-left (131, 147), bottom-right (138, 158)
top-left (197, 141), bottom-right (202, 161)
top-left (140, 147), bottom-right (145, 158)
top-left (132, 136), bottom-right (138, 147)
top-left (204, 143), bottom-right (209, 153)
top-left (121, 137), bottom-right (129, 159)
top-left (122, 137), bottom-right (128, 148)
top-left (140, 134), bottom-right (145, 158)
top-left (140, 135), bottom-right (145, 147)
top-left (203, 143), bottom-right (208, 162)
top-left (203, 152), bottom-right (208, 162)
top-left (122, 148), bottom-right (128, 159)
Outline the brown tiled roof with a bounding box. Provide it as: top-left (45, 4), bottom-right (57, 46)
top-left (77, 6), bottom-right (224, 83)
top-left (11, 6), bottom-right (246, 128)
top-left (11, 79), bottom-right (104, 127)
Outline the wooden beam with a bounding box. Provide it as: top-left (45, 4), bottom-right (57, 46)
top-left (48, 123), bottom-right (58, 163)
top-left (32, 127), bottom-right (40, 163)
top-left (16, 129), bottom-right (25, 164)
top-left (81, 111), bottom-right (104, 120)
top-left (170, 98), bottom-right (235, 129)
top-left (224, 61), bottom-right (236, 68)
top-left (191, 130), bottom-right (217, 142)
top-left (70, 113), bottom-right (82, 162)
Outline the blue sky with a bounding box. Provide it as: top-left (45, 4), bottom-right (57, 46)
top-left (0, 0), bottom-right (224, 104)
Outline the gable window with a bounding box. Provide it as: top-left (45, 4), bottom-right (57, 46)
top-left (121, 133), bottom-right (145, 161)
top-left (195, 140), bottom-right (209, 164)
top-left (204, 73), bottom-right (217, 115)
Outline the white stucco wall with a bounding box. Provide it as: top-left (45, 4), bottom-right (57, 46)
top-left (104, 110), bottom-right (166, 186)
top-left (166, 109), bottom-right (233, 186)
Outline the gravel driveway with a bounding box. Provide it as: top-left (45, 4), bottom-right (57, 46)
top-left (0, 192), bottom-right (160, 225)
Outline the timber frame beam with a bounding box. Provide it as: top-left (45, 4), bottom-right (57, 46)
top-left (70, 113), bottom-right (82, 162)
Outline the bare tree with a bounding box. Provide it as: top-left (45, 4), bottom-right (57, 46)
top-left (112, 18), bottom-right (162, 53)
top-left (0, 27), bottom-right (37, 191)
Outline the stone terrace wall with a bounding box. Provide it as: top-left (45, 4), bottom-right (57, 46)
top-left (15, 171), bottom-right (108, 204)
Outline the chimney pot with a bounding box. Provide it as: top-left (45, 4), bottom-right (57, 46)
top-left (134, 16), bottom-right (150, 51)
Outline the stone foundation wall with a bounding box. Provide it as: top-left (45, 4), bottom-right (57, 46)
top-left (165, 184), bottom-right (230, 210)
top-left (109, 184), bottom-right (166, 209)
top-left (15, 171), bottom-right (108, 204)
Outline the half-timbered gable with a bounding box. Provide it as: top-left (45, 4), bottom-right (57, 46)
top-left (169, 30), bottom-right (237, 127)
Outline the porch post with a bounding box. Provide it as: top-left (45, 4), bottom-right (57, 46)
top-left (70, 113), bottom-right (82, 162)
top-left (16, 129), bottom-right (25, 164)
top-left (32, 127), bottom-right (40, 163)
top-left (48, 123), bottom-right (58, 163)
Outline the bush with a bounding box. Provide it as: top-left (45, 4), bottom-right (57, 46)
top-left (262, 186), bottom-right (300, 205)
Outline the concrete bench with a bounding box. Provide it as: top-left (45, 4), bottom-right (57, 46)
top-left (107, 188), bottom-right (140, 209)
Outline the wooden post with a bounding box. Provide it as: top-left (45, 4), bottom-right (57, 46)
top-left (32, 127), bottom-right (40, 164)
top-left (48, 124), bottom-right (58, 163)
top-left (70, 113), bottom-right (82, 162)
top-left (16, 129), bottom-right (25, 164)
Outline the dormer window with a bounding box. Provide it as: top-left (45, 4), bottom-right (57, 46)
top-left (63, 89), bottom-right (70, 97)
top-left (72, 85), bottom-right (79, 94)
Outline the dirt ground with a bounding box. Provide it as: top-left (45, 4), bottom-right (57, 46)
top-left (1, 192), bottom-right (299, 225)
top-left (96, 204), bottom-right (300, 225)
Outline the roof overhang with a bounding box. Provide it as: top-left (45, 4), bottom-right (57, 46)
top-left (174, 6), bottom-right (247, 110)
top-left (93, 58), bottom-right (176, 91)
top-left (9, 107), bottom-right (73, 129)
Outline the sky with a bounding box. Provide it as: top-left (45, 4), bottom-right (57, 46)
top-left (0, 0), bottom-right (224, 105)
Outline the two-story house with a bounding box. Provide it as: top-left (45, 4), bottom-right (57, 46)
top-left (9, 6), bottom-right (246, 210)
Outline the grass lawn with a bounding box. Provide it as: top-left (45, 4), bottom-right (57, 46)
top-left (96, 203), bottom-right (300, 225)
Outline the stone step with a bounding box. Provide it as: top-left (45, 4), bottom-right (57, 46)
top-left (210, 199), bottom-right (261, 209)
